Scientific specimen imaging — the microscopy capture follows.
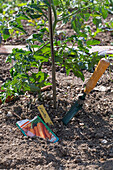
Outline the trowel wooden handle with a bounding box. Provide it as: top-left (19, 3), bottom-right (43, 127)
top-left (84, 58), bottom-right (110, 94)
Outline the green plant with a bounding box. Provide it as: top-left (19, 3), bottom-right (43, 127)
top-left (1, 46), bottom-right (51, 100)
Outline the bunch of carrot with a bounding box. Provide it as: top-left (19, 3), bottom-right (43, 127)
top-left (25, 122), bottom-right (52, 139)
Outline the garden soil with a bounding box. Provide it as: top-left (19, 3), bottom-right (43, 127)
top-left (0, 54), bottom-right (113, 170)
top-left (0, 13), bottom-right (113, 170)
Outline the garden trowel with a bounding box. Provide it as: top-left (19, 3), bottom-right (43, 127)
top-left (62, 58), bottom-right (110, 125)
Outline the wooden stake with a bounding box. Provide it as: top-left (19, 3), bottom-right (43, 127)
top-left (48, 0), bottom-right (56, 108)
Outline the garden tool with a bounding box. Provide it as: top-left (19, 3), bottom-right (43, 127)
top-left (62, 58), bottom-right (110, 125)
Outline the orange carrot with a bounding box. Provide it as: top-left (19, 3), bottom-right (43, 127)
top-left (24, 123), bottom-right (31, 131)
top-left (43, 126), bottom-right (51, 139)
top-left (26, 123), bottom-right (31, 128)
top-left (34, 126), bottom-right (40, 137)
top-left (30, 128), bottom-right (35, 135)
top-left (37, 122), bottom-right (46, 139)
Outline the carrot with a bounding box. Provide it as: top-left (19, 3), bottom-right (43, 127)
top-left (30, 128), bottom-right (35, 135)
top-left (26, 123), bottom-right (31, 128)
top-left (34, 126), bottom-right (40, 137)
top-left (24, 123), bottom-right (31, 131)
top-left (43, 126), bottom-right (51, 139)
top-left (37, 122), bottom-right (46, 139)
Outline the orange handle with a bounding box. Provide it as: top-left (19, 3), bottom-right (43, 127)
top-left (84, 58), bottom-right (110, 94)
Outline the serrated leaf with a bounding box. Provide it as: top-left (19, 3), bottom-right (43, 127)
top-left (86, 39), bottom-right (100, 45)
top-left (101, 6), bottom-right (108, 19)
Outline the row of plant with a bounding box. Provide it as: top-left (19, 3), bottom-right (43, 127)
top-left (0, 0), bottom-right (113, 106)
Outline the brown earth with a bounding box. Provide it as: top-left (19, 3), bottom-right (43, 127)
top-left (0, 54), bottom-right (113, 169)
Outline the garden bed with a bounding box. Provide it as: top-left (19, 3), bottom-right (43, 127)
top-left (0, 54), bottom-right (113, 169)
top-left (0, 2), bottom-right (113, 168)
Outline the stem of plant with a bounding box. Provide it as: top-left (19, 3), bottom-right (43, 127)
top-left (57, 4), bottom-right (95, 23)
top-left (51, 0), bottom-right (57, 33)
top-left (48, 0), bottom-right (56, 108)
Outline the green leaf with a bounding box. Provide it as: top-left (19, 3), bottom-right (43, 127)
top-left (36, 71), bottom-right (48, 82)
top-left (66, 69), bottom-right (70, 76)
top-left (10, 21), bottom-right (27, 34)
top-left (93, 17), bottom-right (101, 28)
top-left (29, 84), bottom-right (40, 92)
top-left (53, 0), bottom-right (59, 6)
top-left (41, 0), bottom-right (50, 7)
top-left (86, 39), bottom-right (100, 45)
top-left (84, 13), bottom-right (90, 21)
top-left (16, 13), bottom-right (30, 20)
top-left (18, 3), bottom-right (27, 7)
top-left (34, 55), bottom-right (48, 62)
top-left (71, 15), bottom-right (83, 34)
top-left (0, 7), bottom-right (3, 13)
top-left (93, 28), bottom-right (102, 37)
top-left (29, 4), bottom-right (48, 19)
top-left (28, 14), bottom-right (42, 19)
top-left (73, 69), bottom-right (84, 81)
top-left (101, 6), bottom-right (108, 19)
top-left (3, 28), bottom-right (10, 40)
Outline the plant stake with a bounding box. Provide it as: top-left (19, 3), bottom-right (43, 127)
top-left (48, 0), bottom-right (56, 108)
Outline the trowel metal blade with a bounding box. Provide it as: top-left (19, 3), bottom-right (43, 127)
top-left (62, 93), bottom-right (86, 125)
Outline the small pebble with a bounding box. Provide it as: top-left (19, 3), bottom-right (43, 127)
top-left (23, 136), bottom-right (29, 139)
top-left (101, 139), bottom-right (108, 144)
top-left (76, 88), bottom-right (80, 92)
top-left (67, 86), bottom-right (70, 90)
top-left (79, 123), bottom-right (84, 126)
top-left (7, 111), bottom-right (13, 117)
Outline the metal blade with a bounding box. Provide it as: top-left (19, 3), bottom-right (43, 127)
top-left (62, 93), bottom-right (86, 125)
